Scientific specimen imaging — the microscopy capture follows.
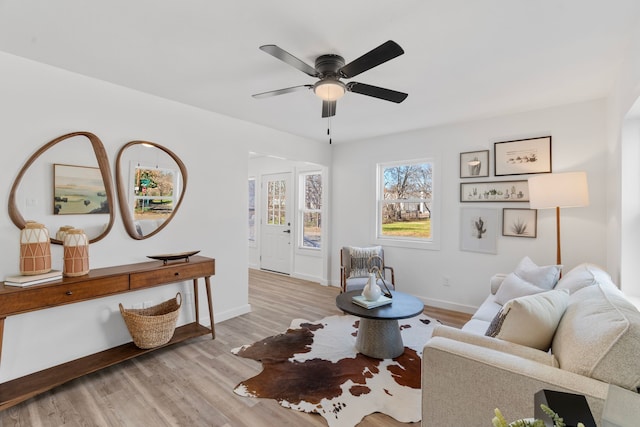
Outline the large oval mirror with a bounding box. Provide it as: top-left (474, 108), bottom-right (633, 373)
top-left (8, 131), bottom-right (115, 244)
top-left (116, 141), bottom-right (188, 240)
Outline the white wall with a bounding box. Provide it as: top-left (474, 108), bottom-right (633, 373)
top-left (607, 20), bottom-right (640, 290)
top-left (331, 99), bottom-right (608, 313)
top-left (0, 52), bottom-right (325, 382)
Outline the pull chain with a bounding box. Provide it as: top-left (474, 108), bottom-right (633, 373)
top-left (327, 115), bottom-right (332, 144)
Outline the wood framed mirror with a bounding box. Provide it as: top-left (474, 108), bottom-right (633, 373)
top-left (8, 131), bottom-right (115, 244)
top-left (116, 141), bottom-right (188, 240)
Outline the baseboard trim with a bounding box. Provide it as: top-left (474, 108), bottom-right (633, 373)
top-left (215, 304), bottom-right (252, 324)
top-left (417, 296), bottom-right (477, 315)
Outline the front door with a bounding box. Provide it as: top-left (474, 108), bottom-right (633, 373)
top-left (260, 172), bottom-right (292, 274)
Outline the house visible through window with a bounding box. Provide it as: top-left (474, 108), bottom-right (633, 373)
top-left (300, 172), bottom-right (322, 249)
top-left (378, 160), bottom-right (433, 243)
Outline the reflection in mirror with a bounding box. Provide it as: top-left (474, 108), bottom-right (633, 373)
top-left (8, 131), bottom-right (115, 244)
top-left (116, 141), bottom-right (188, 239)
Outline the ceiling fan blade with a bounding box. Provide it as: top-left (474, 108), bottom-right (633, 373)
top-left (339, 40), bottom-right (404, 79)
top-left (259, 45), bottom-right (318, 77)
top-left (252, 85), bottom-right (313, 99)
top-left (322, 100), bottom-right (337, 118)
top-left (346, 82), bottom-right (408, 103)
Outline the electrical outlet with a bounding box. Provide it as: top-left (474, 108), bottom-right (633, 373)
top-left (442, 276), bottom-right (450, 287)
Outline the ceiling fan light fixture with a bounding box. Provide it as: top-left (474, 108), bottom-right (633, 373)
top-left (313, 79), bottom-right (346, 101)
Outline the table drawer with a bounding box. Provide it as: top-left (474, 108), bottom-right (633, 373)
top-left (130, 261), bottom-right (214, 290)
top-left (0, 277), bottom-right (129, 316)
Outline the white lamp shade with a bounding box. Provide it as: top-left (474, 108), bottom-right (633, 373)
top-left (528, 171), bottom-right (589, 209)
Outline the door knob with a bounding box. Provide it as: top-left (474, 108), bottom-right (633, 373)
top-left (283, 229), bottom-right (291, 233)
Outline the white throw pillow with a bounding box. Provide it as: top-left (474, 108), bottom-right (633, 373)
top-left (348, 246), bottom-right (382, 278)
top-left (514, 256), bottom-right (562, 290)
top-left (494, 273), bottom-right (546, 305)
top-left (485, 289), bottom-right (570, 351)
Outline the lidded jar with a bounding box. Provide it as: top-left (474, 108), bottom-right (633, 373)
top-left (20, 221), bottom-right (52, 275)
top-left (63, 228), bottom-right (90, 277)
top-left (55, 225), bottom-right (74, 242)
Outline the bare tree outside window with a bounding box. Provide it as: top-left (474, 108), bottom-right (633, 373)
top-left (301, 173), bottom-right (322, 248)
top-left (380, 162), bottom-right (433, 239)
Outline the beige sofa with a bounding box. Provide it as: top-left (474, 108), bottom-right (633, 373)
top-left (422, 261), bottom-right (640, 426)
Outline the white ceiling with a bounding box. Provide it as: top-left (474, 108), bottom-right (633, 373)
top-left (1, 1), bottom-right (639, 143)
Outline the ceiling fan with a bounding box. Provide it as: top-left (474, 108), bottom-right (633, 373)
top-left (252, 40), bottom-right (408, 118)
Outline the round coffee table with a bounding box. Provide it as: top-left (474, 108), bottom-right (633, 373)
top-left (336, 290), bottom-right (424, 359)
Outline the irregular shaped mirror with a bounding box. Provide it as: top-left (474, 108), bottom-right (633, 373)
top-left (8, 131), bottom-right (115, 244)
top-left (116, 141), bottom-right (188, 239)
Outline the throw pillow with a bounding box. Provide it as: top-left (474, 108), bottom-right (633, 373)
top-left (485, 289), bottom-right (570, 351)
top-left (348, 246), bottom-right (382, 278)
top-left (494, 273), bottom-right (546, 305)
top-left (514, 256), bottom-right (562, 290)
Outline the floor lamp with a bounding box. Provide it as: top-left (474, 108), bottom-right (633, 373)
top-left (528, 172), bottom-right (589, 266)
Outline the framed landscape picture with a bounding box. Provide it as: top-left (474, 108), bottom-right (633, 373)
top-left (502, 208), bottom-right (537, 238)
top-left (460, 150), bottom-right (489, 178)
top-left (494, 136), bottom-right (552, 176)
top-left (460, 180), bottom-right (529, 202)
top-left (53, 164), bottom-right (109, 215)
top-left (460, 207), bottom-right (497, 254)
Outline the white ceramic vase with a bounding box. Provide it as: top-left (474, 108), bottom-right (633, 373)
top-left (362, 273), bottom-right (382, 301)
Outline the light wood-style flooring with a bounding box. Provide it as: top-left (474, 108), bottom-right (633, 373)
top-left (0, 269), bottom-right (471, 427)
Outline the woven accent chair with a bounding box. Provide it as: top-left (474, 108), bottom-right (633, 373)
top-left (340, 246), bottom-right (395, 293)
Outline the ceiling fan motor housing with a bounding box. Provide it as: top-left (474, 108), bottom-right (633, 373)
top-left (314, 54), bottom-right (345, 77)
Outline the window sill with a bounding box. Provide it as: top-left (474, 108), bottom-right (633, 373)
top-left (374, 236), bottom-right (440, 251)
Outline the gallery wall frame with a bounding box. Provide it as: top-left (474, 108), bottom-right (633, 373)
top-left (460, 150), bottom-right (490, 178)
top-left (460, 180), bottom-right (529, 202)
top-left (460, 207), bottom-right (497, 254)
top-left (502, 208), bottom-right (537, 238)
top-left (494, 136), bottom-right (552, 176)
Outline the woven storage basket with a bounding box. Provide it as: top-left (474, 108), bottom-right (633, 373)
top-left (119, 293), bottom-right (182, 349)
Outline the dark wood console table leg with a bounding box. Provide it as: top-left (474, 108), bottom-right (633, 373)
top-left (0, 317), bottom-right (5, 364)
top-left (192, 278), bottom-right (200, 326)
top-left (205, 276), bottom-right (215, 339)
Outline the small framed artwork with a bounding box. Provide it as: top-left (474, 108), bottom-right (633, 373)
top-left (460, 150), bottom-right (489, 178)
top-left (53, 164), bottom-right (109, 215)
top-left (494, 136), bottom-right (552, 176)
top-left (502, 208), bottom-right (537, 238)
top-left (460, 180), bottom-right (529, 202)
top-left (460, 208), bottom-right (498, 254)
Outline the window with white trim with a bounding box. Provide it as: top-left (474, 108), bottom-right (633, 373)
top-left (299, 172), bottom-right (322, 249)
top-left (248, 178), bottom-right (256, 245)
top-left (376, 159), bottom-right (435, 247)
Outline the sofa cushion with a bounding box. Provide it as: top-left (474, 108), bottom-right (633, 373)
top-left (555, 263), bottom-right (617, 294)
top-left (347, 246), bottom-right (382, 278)
top-left (485, 289), bottom-right (570, 351)
top-left (552, 283), bottom-right (640, 391)
top-left (514, 256), bottom-right (562, 290)
top-left (494, 273), bottom-right (546, 305)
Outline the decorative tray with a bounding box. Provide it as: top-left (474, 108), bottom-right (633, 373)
top-left (147, 250), bottom-right (200, 265)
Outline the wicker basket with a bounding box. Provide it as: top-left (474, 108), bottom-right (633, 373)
top-left (119, 293), bottom-right (182, 349)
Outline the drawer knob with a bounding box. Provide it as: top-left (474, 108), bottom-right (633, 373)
top-left (66, 290), bottom-right (73, 296)
top-left (174, 272), bottom-right (180, 276)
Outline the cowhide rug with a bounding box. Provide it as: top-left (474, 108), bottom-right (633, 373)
top-left (232, 314), bottom-right (439, 427)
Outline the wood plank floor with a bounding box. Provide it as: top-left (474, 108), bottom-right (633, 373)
top-left (0, 269), bottom-right (471, 427)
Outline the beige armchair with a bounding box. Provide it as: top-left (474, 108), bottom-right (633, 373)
top-left (340, 246), bottom-right (395, 293)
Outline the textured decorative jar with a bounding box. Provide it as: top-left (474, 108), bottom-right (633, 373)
top-left (63, 229), bottom-right (90, 277)
top-left (20, 221), bottom-right (52, 275)
top-left (55, 225), bottom-right (74, 242)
